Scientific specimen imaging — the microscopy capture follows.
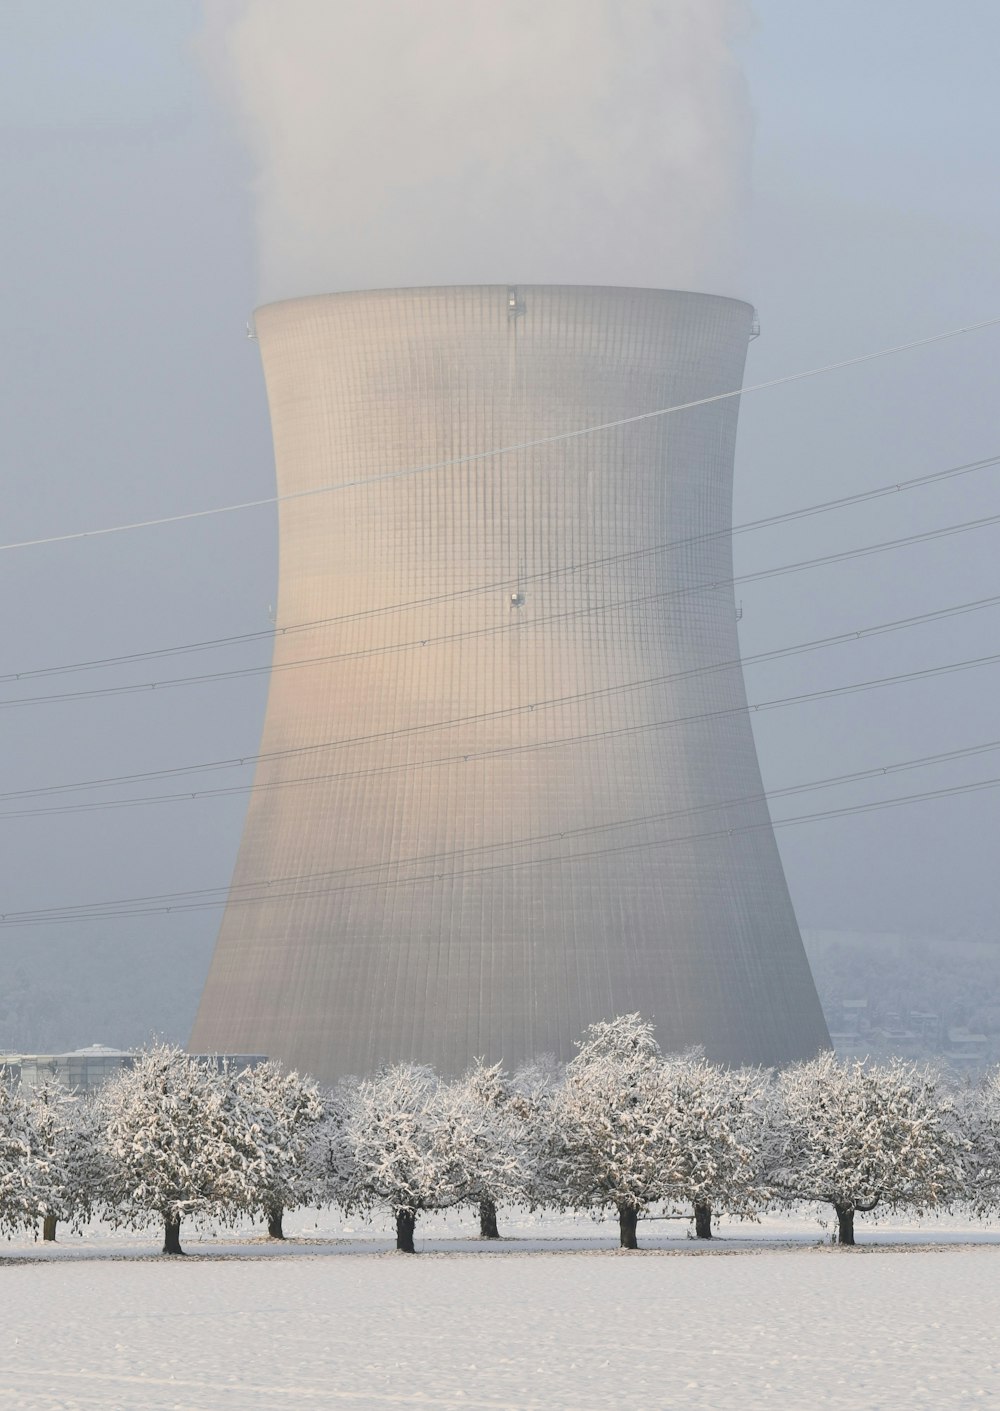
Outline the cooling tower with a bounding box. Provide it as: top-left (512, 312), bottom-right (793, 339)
top-left (192, 285), bottom-right (830, 1081)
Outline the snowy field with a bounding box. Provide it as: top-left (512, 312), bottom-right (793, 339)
top-left (1, 1211), bottom-right (999, 1410)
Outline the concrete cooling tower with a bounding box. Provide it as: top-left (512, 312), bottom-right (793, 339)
top-left (191, 285), bottom-right (830, 1081)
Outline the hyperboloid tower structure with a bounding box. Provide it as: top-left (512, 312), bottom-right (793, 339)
top-left (192, 285), bottom-right (830, 1081)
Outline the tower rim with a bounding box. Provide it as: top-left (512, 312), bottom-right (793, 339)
top-left (253, 283), bottom-right (756, 321)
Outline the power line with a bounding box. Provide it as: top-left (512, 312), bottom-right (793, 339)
top-left (4, 450), bottom-right (997, 685)
top-left (4, 315), bottom-right (999, 556)
top-left (3, 593), bottom-right (999, 817)
top-left (146, 647), bottom-right (997, 787)
top-left (3, 770), bottom-right (997, 928)
top-left (11, 736), bottom-right (998, 916)
top-left (5, 507), bottom-right (1000, 712)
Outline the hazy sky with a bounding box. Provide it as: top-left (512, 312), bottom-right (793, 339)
top-left (2, 1), bottom-right (999, 1045)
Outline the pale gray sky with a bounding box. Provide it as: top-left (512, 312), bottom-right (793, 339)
top-left (1, 1), bottom-right (998, 1047)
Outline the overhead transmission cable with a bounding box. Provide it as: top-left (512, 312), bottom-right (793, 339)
top-left (4, 450), bottom-right (997, 685)
top-left (9, 735), bottom-right (999, 916)
top-left (3, 315), bottom-right (999, 557)
top-left (4, 321), bottom-right (998, 927)
top-left (3, 592), bottom-right (1000, 817)
top-left (3, 771), bottom-right (998, 927)
top-left (5, 507), bottom-right (1000, 711)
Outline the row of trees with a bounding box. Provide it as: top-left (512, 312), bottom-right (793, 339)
top-left (2, 1016), bottom-right (999, 1253)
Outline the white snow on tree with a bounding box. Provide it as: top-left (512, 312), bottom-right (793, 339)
top-left (318, 1075), bottom-right (361, 1210)
top-left (0, 1079), bottom-right (49, 1239)
top-left (25, 1084), bottom-right (104, 1241)
top-left (656, 1054), bottom-right (770, 1238)
top-left (549, 1014), bottom-right (674, 1248)
top-left (957, 1064), bottom-right (1000, 1217)
top-left (339, 1063), bottom-right (526, 1252)
top-left (507, 1054), bottom-right (566, 1215)
top-left (765, 1051), bottom-right (965, 1244)
top-left (451, 1060), bottom-right (536, 1238)
top-left (97, 1044), bottom-right (263, 1254)
top-left (231, 1059), bottom-right (326, 1238)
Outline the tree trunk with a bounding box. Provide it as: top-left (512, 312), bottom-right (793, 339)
top-left (42, 1213), bottom-right (58, 1242)
top-left (395, 1208), bottom-right (416, 1253)
top-left (162, 1215), bottom-right (184, 1255)
top-left (693, 1201), bottom-right (713, 1240)
top-left (479, 1196), bottom-right (500, 1240)
top-left (266, 1205), bottom-right (285, 1240)
top-left (834, 1202), bottom-right (856, 1246)
top-left (618, 1203), bottom-right (639, 1249)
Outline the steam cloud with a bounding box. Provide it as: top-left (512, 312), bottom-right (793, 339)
top-left (203, 1), bottom-right (752, 303)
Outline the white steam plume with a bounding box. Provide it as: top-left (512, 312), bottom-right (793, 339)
top-left (203, 1), bottom-right (753, 302)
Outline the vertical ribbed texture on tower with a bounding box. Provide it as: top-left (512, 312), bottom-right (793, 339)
top-left (192, 286), bottom-right (830, 1080)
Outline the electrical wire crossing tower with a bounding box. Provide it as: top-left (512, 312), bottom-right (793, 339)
top-left (192, 285), bottom-right (830, 1082)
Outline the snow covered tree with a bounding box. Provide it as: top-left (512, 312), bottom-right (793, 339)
top-left (549, 1014), bottom-right (673, 1248)
top-left (450, 1061), bottom-right (536, 1238)
top-left (97, 1044), bottom-right (261, 1254)
top-left (957, 1065), bottom-right (1000, 1217)
top-left (319, 1076), bottom-right (362, 1210)
top-left (231, 1060), bottom-right (326, 1238)
top-left (656, 1054), bottom-right (770, 1238)
top-left (765, 1052), bottom-right (964, 1244)
top-left (339, 1063), bottom-right (525, 1252)
top-left (0, 1080), bottom-right (49, 1238)
top-left (507, 1054), bottom-right (566, 1214)
top-left (25, 1085), bottom-right (104, 1240)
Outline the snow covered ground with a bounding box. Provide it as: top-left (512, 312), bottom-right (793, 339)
top-left (1, 1210), bottom-right (998, 1409)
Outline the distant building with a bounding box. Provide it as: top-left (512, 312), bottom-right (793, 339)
top-left (838, 998), bottom-right (870, 1035)
top-left (945, 1027), bottom-right (989, 1067)
top-left (0, 1045), bottom-right (267, 1094)
top-left (827, 1031), bottom-right (870, 1061)
top-left (909, 1011), bottom-right (942, 1044)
